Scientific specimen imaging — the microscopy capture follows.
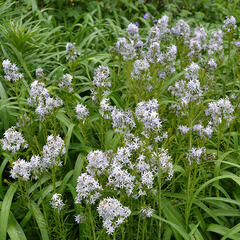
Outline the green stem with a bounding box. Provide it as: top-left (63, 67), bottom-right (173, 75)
top-left (118, 58), bottom-right (122, 76)
top-left (216, 124), bottom-right (222, 197)
top-left (55, 210), bottom-right (66, 240)
top-left (24, 182), bottom-right (41, 239)
top-left (157, 172), bottom-right (162, 239)
top-left (39, 176), bottom-right (48, 231)
top-left (121, 225), bottom-right (125, 240)
top-left (225, 33), bottom-right (232, 95)
top-left (79, 122), bottom-right (88, 145)
top-left (185, 165), bottom-right (192, 228)
top-left (185, 103), bottom-right (193, 228)
top-left (52, 167), bottom-right (56, 194)
top-left (100, 118), bottom-right (104, 149)
top-left (136, 214), bottom-right (141, 240)
top-left (217, 124), bottom-right (222, 160)
top-left (88, 206), bottom-right (96, 240)
top-left (142, 218), bottom-right (145, 240)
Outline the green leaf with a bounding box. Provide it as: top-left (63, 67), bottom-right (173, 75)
top-left (7, 212), bottom-right (27, 240)
top-left (189, 223), bottom-right (204, 240)
top-left (152, 214), bottom-right (191, 240)
top-left (214, 150), bottom-right (235, 178)
top-left (28, 200), bottom-right (49, 240)
top-left (207, 224), bottom-right (240, 240)
top-left (0, 182), bottom-right (18, 240)
top-left (58, 170), bottom-right (73, 193)
top-left (161, 198), bottom-right (186, 231)
top-left (64, 123), bottom-right (75, 164)
top-left (222, 222), bottom-right (240, 240)
top-left (72, 154), bottom-right (85, 186)
top-left (37, 181), bottom-right (61, 205)
top-left (0, 156), bottom-right (10, 199)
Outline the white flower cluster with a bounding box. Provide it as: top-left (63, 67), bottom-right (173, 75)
top-left (28, 80), bottom-right (63, 120)
top-left (126, 23), bottom-right (140, 40)
top-left (193, 123), bottom-right (213, 139)
top-left (75, 103), bottom-right (89, 123)
top-left (97, 197), bottom-right (131, 235)
top-left (0, 127), bottom-right (28, 152)
top-left (185, 62), bottom-right (200, 81)
top-left (42, 135), bottom-right (66, 168)
top-left (74, 108), bottom-right (174, 232)
top-left (90, 65), bottom-right (111, 101)
top-left (168, 80), bottom-right (202, 112)
top-left (58, 74), bottom-right (73, 92)
top-left (146, 23), bottom-right (160, 43)
top-left (10, 159), bottom-right (31, 181)
top-left (178, 123), bottom-right (213, 139)
top-left (232, 41), bottom-right (240, 48)
top-left (35, 68), bottom-right (45, 79)
top-left (99, 98), bottom-right (114, 119)
top-left (147, 15), bottom-right (170, 43)
top-left (75, 213), bottom-right (86, 224)
top-left (112, 147), bottom-right (133, 168)
top-left (140, 170), bottom-right (154, 189)
top-left (75, 173), bottom-right (102, 204)
top-left (36, 97), bottom-right (63, 121)
top-left (27, 81), bottom-right (49, 105)
top-left (208, 30), bottom-right (224, 55)
top-left (188, 147), bottom-right (206, 164)
top-left (28, 155), bottom-right (47, 179)
top-left (205, 97), bottom-right (234, 125)
top-left (193, 26), bottom-right (207, 44)
top-left (144, 43), bottom-right (177, 75)
top-left (111, 108), bottom-right (135, 133)
top-left (50, 193), bottom-right (65, 212)
top-left (169, 63), bottom-right (202, 111)
top-left (178, 125), bottom-right (190, 134)
top-left (2, 59), bottom-right (23, 82)
top-left (140, 206), bottom-right (154, 218)
top-left (113, 15), bottom-right (236, 80)
top-left (208, 58), bottom-right (217, 69)
top-left (156, 15), bottom-right (170, 38)
top-left (171, 19), bottom-right (190, 40)
top-left (124, 134), bottom-right (142, 151)
top-left (66, 42), bottom-right (80, 62)
top-left (151, 148), bottom-right (174, 180)
top-left (136, 155), bottom-right (150, 173)
top-left (163, 45), bottom-right (177, 72)
top-left (146, 42), bottom-right (160, 63)
top-left (108, 166), bottom-right (135, 196)
top-left (131, 59), bottom-right (150, 79)
top-left (10, 135), bottom-right (65, 181)
top-left (188, 26), bottom-right (207, 57)
top-left (114, 15), bottom-right (225, 82)
top-left (115, 37), bottom-right (136, 60)
top-left (223, 16), bottom-right (237, 32)
top-left (86, 150), bottom-right (110, 176)
top-left (93, 65), bottom-right (111, 88)
top-left (135, 99), bottom-right (162, 131)
top-left (10, 156), bottom-right (44, 181)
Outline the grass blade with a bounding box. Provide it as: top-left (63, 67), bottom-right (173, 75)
top-left (152, 214), bottom-right (191, 240)
top-left (7, 212), bottom-right (27, 240)
top-left (28, 200), bottom-right (49, 240)
top-left (0, 182), bottom-right (18, 240)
